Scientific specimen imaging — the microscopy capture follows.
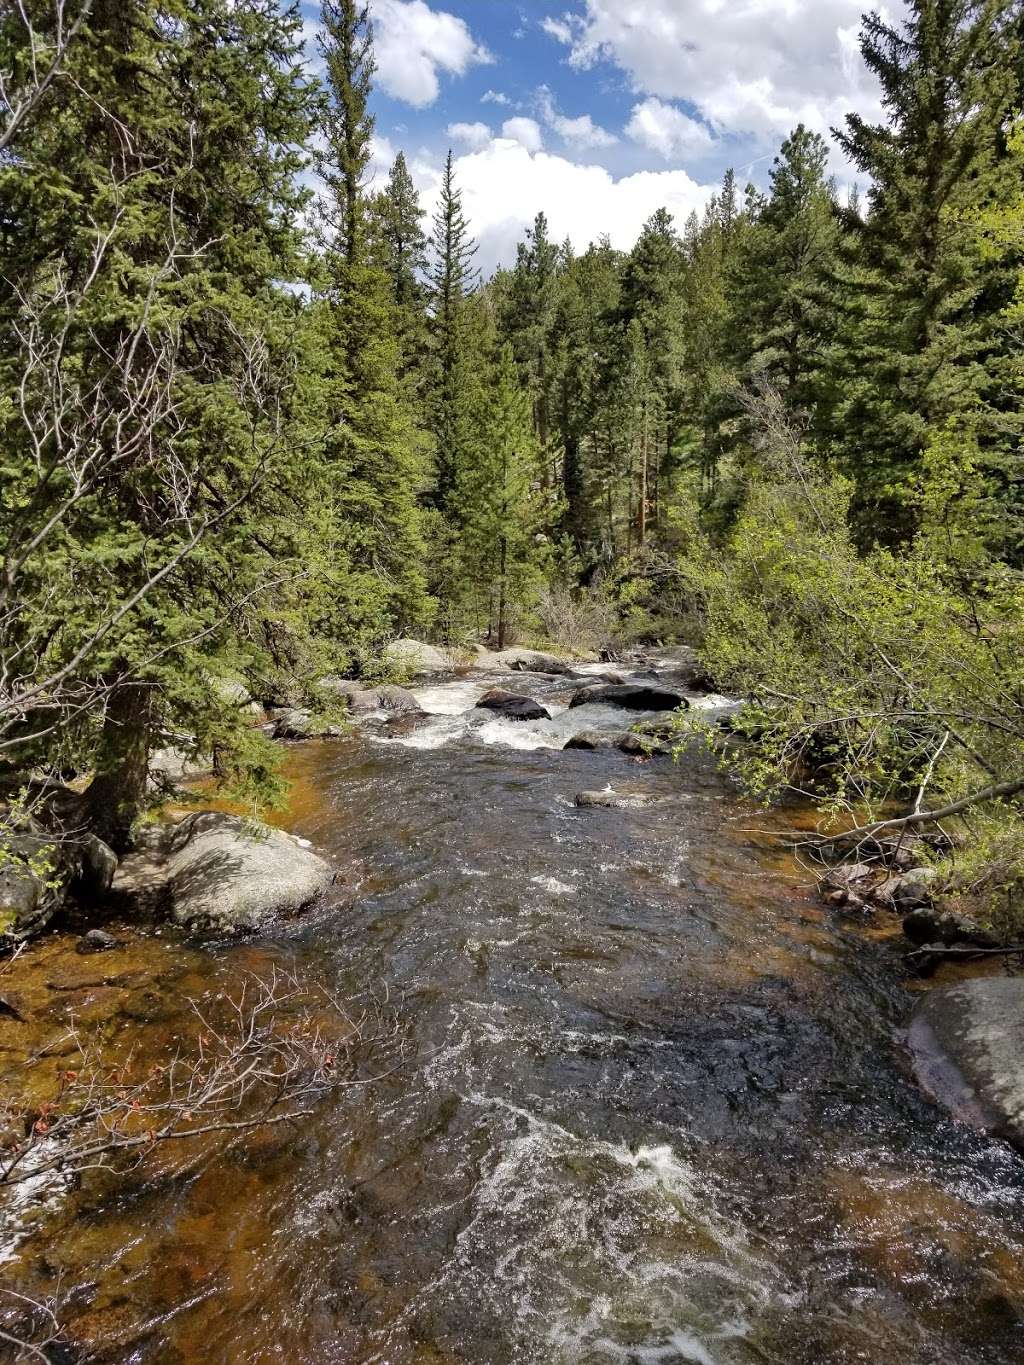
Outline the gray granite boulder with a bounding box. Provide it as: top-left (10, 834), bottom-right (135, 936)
top-left (113, 812), bottom-right (332, 932)
top-left (909, 978), bottom-right (1024, 1151)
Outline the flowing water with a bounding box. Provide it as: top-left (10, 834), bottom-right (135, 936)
top-left (3, 666), bottom-right (1024, 1364)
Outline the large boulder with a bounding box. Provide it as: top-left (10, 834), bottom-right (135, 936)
top-left (568, 683), bottom-right (689, 712)
top-left (384, 639), bottom-right (450, 675)
top-left (113, 812), bottom-right (332, 932)
top-left (475, 689), bottom-right (550, 722)
top-left (0, 812), bottom-right (117, 940)
top-left (491, 648), bottom-right (574, 676)
top-left (909, 978), bottom-right (1024, 1151)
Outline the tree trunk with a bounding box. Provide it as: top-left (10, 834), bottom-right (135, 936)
top-left (637, 400), bottom-right (648, 547)
top-left (86, 679), bottom-right (154, 853)
top-left (497, 533), bottom-right (508, 650)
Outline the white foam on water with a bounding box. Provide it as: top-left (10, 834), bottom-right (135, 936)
top-left (412, 677), bottom-right (494, 715)
top-left (0, 1139), bottom-right (73, 1267)
top-left (530, 875), bottom-right (578, 895)
top-left (422, 1094), bottom-right (779, 1364)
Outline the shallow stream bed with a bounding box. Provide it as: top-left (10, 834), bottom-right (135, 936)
top-left (2, 669), bottom-right (1024, 1363)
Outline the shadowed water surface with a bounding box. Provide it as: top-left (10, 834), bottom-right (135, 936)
top-left (3, 670), bottom-right (1024, 1363)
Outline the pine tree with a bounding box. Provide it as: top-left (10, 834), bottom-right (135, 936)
top-left (428, 149), bottom-right (479, 512)
top-left (459, 344), bottom-right (543, 648)
top-left (0, 0), bottom-right (322, 847)
top-left (830, 0), bottom-right (1023, 540)
top-left (368, 151), bottom-right (428, 379)
top-left (315, 0), bottom-right (430, 637)
top-left (727, 126), bottom-right (841, 441)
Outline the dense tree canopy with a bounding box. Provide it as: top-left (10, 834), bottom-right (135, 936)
top-left (2, 0), bottom-right (1023, 910)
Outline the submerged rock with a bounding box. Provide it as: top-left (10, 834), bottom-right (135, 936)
top-left (568, 683), bottom-right (689, 712)
top-left (384, 638), bottom-right (450, 675)
top-left (475, 689), bottom-right (551, 722)
top-left (574, 789), bottom-right (660, 810)
top-left (77, 928), bottom-right (120, 954)
top-left (113, 812), bottom-right (332, 932)
top-left (909, 978), bottom-right (1024, 1151)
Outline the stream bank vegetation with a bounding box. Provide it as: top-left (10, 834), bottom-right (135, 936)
top-left (1, 9), bottom-right (1023, 938)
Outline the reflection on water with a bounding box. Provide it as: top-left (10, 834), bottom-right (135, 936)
top-left (2, 668), bottom-right (1024, 1364)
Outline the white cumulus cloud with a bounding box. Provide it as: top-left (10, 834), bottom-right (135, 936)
top-left (370, 0), bottom-right (492, 108)
top-left (481, 89), bottom-right (511, 106)
top-left (537, 85), bottom-right (617, 149)
top-left (448, 120), bottom-right (493, 150)
top-left (544, 0), bottom-right (889, 146)
top-left (419, 140), bottom-right (715, 273)
top-left (501, 117), bottom-right (544, 153)
top-left (626, 97), bottom-right (712, 159)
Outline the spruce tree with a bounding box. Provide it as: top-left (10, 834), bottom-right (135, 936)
top-left (831, 0), bottom-right (1022, 540)
top-left (368, 151), bottom-right (429, 379)
top-left (459, 344), bottom-right (542, 648)
top-left (315, 0), bottom-right (430, 636)
top-left (1, 0), bottom-right (322, 847)
top-left (727, 126), bottom-right (841, 443)
top-left (428, 149), bottom-right (479, 513)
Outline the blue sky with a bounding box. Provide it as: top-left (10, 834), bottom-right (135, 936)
top-left (300, 1), bottom-right (895, 271)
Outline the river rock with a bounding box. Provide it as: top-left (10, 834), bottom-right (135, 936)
top-left (149, 745), bottom-right (213, 788)
top-left (568, 683), bottom-right (689, 712)
top-left (909, 978), bottom-right (1024, 1151)
top-left (891, 866), bottom-right (941, 910)
top-left (384, 639), bottom-right (450, 675)
top-left (574, 789), bottom-right (660, 810)
top-left (563, 730), bottom-right (621, 750)
top-left (113, 812), bottom-right (332, 932)
top-left (271, 708), bottom-right (343, 740)
top-left (902, 906), bottom-right (997, 949)
top-left (76, 833), bottom-right (118, 898)
top-left (77, 928), bottom-right (120, 954)
top-left (364, 684), bottom-right (422, 714)
top-left (475, 689), bottom-right (551, 722)
top-left (617, 732), bottom-right (672, 757)
top-left (641, 644), bottom-right (716, 691)
top-left (495, 648), bottom-right (574, 676)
